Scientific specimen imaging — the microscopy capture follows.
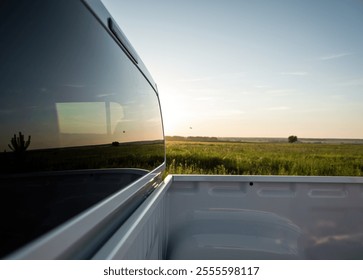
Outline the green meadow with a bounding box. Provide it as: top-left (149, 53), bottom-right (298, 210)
top-left (166, 140), bottom-right (363, 176)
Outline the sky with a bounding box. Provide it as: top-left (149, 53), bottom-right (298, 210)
top-left (102, 0), bottom-right (363, 139)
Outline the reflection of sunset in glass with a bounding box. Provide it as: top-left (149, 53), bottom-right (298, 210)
top-left (55, 98), bottom-right (163, 147)
top-left (0, 0), bottom-right (165, 152)
top-left (56, 102), bottom-right (108, 134)
top-left (103, 0), bottom-right (363, 139)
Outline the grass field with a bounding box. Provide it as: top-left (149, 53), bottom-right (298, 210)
top-left (166, 140), bottom-right (363, 176)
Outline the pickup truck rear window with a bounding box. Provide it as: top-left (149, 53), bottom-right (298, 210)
top-left (0, 0), bottom-right (165, 258)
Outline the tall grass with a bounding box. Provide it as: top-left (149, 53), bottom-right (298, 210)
top-left (166, 141), bottom-right (363, 176)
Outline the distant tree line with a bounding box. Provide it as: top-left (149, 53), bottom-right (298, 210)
top-left (167, 135), bottom-right (301, 143)
top-left (166, 136), bottom-right (218, 142)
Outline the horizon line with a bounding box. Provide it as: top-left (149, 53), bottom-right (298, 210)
top-left (165, 135), bottom-right (363, 140)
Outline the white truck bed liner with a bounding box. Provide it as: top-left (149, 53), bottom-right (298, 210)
top-left (93, 175), bottom-right (363, 259)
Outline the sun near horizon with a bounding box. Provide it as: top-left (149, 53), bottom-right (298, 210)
top-left (103, 0), bottom-right (363, 140)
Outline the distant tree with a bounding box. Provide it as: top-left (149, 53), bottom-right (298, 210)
top-left (112, 141), bottom-right (120, 146)
top-left (288, 135), bottom-right (298, 143)
top-left (8, 132), bottom-right (31, 153)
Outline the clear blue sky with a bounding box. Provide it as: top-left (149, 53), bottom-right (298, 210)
top-left (102, 0), bottom-right (363, 139)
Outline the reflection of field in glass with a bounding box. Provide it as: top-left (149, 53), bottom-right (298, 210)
top-left (166, 141), bottom-right (363, 176)
top-left (0, 141), bottom-right (165, 174)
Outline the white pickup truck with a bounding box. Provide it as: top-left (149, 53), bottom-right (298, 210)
top-left (1, 0), bottom-right (363, 260)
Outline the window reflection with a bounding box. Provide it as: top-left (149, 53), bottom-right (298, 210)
top-left (0, 0), bottom-right (165, 174)
top-left (57, 102), bottom-right (110, 135)
top-left (0, 0), bottom-right (165, 258)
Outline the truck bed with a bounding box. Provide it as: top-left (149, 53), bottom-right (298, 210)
top-left (93, 175), bottom-right (363, 260)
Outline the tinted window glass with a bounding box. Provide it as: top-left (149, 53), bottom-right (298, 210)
top-left (0, 1), bottom-right (164, 172)
top-left (0, 0), bottom-right (164, 257)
